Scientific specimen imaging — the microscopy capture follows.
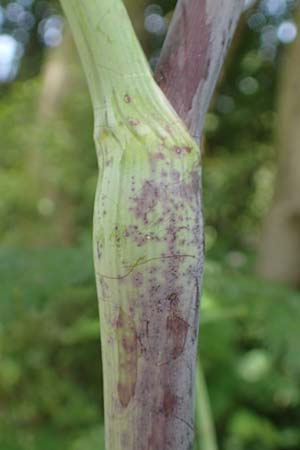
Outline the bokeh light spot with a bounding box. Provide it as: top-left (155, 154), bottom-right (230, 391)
top-left (277, 20), bottom-right (297, 43)
top-left (39, 15), bottom-right (64, 47)
top-left (0, 34), bottom-right (19, 82)
top-left (239, 76), bottom-right (259, 95)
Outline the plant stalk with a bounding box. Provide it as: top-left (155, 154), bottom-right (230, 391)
top-left (59, 1), bottom-right (204, 449)
top-left (156, 0), bottom-right (244, 143)
top-left (195, 360), bottom-right (219, 450)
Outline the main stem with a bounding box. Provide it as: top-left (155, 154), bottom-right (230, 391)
top-left (60, 1), bottom-right (204, 449)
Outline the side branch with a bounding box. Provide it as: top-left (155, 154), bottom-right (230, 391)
top-left (155, 0), bottom-right (244, 142)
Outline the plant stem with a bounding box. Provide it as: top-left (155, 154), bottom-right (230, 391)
top-left (156, 0), bottom-right (244, 143)
top-left (59, 1), bottom-right (204, 449)
top-left (195, 359), bottom-right (219, 450)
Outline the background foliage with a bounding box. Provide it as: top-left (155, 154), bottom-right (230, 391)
top-left (1, 0), bottom-right (300, 449)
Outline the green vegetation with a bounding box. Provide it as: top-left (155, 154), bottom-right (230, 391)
top-left (1, 245), bottom-right (300, 449)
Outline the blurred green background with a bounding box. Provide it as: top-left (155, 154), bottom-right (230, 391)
top-left (1, 0), bottom-right (300, 449)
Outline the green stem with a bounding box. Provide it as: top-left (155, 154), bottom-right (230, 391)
top-left (195, 359), bottom-right (219, 450)
top-left (59, 0), bottom-right (167, 134)
top-left (59, 2), bottom-right (148, 95)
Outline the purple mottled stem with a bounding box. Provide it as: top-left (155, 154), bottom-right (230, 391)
top-left (156, 0), bottom-right (244, 142)
top-left (59, 1), bottom-right (243, 449)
